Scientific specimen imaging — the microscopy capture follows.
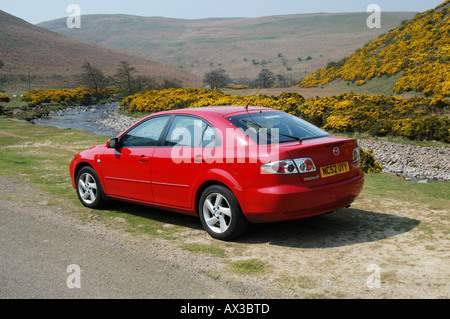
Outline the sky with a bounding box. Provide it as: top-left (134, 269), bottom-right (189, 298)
top-left (0, 0), bottom-right (445, 24)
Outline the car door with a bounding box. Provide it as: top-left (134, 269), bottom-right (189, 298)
top-left (100, 115), bottom-right (170, 202)
top-left (151, 115), bottom-right (215, 209)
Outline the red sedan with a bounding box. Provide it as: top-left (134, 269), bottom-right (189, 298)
top-left (70, 106), bottom-right (364, 240)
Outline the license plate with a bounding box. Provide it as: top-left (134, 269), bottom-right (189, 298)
top-left (320, 162), bottom-right (350, 178)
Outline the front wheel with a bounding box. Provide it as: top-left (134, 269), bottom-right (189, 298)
top-left (199, 185), bottom-right (248, 241)
top-left (76, 166), bottom-right (106, 209)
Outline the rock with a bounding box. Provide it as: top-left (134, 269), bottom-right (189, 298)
top-left (114, 217), bottom-right (127, 223)
top-left (358, 139), bottom-right (449, 182)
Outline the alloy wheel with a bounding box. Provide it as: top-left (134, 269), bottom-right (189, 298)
top-left (78, 172), bottom-right (98, 205)
top-left (202, 192), bottom-right (232, 234)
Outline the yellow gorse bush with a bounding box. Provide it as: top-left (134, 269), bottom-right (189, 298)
top-left (0, 94), bottom-right (10, 102)
top-left (300, 1), bottom-right (450, 97)
top-left (22, 87), bottom-right (119, 106)
top-left (360, 148), bottom-right (383, 173)
top-left (225, 85), bottom-right (251, 90)
top-left (121, 88), bottom-right (450, 142)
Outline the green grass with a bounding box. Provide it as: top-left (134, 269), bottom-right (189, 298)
top-left (0, 92), bottom-right (28, 109)
top-left (0, 117), bottom-right (189, 239)
top-left (327, 73), bottom-right (405, 96)
top-left (228, 258), bottom-right (266, 274)
top-left (360, 173), bottom-right (449, 211)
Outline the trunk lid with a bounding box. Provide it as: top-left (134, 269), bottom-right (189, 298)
top-left (280, 136), bottom-right (360, 186)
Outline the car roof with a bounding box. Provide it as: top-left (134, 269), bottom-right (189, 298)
top-left (157, 106), bottom-right (277, 117)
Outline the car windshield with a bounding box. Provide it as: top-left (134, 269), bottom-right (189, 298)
top-left (226, 111), bottom-right (330, 144)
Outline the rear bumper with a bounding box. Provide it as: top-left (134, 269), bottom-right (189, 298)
top-left (242, 170), bottom-right (365, 223)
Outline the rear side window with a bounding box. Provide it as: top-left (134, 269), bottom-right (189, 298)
top-left (202, 125), bottom-right (216, 147)
top-left (164, 115), bottom-right (219, 148)
top-left (227, 111), bottom-right (329, 145)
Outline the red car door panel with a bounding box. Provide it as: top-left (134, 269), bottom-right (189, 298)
top-left (152, 147), bottom-right (207, 208)
top-left (101, 147), bottom-right (155, 202)
top-left (151, 115), bottom-right (211, 209)
top-left (100, 115), bottom-right (170, 202)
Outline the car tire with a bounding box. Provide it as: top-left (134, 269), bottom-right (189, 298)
top-left (75, 166), bottom-right (106, 209)
top-left (199, 185), bottom-right (248, 241)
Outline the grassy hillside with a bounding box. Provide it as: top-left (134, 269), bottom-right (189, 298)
top-left (300, 0), bottom-right (450, 97)
top-left (38, 12), bottom-right (417, 83)
top-left (0, 10), bottom-right (197, 92)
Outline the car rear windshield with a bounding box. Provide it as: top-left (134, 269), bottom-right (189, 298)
top-left (226, 111), bottom-right (330, 144)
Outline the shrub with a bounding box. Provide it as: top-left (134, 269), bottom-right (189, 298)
top-left (356, 80), bottom-right (366, 86)
top-left (360, 148), bottom-right (383, 173)
top-left (21, 87), bottom-right (119, 107)
top-left (0, 94), bottom-right (10, 103)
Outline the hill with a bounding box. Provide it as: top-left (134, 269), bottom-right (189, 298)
top-left (38, 12), bottom-right (417, 84)
top-left (0, 10), bottom-right (197, 91)
top-left (300, 0), bottom-right (450, 97)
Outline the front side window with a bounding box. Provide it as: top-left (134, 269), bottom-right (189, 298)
top-left (121, 116), bottom-right (170, 147)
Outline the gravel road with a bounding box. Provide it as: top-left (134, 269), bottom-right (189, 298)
top-left (0, 177), bottom-right (258, 299)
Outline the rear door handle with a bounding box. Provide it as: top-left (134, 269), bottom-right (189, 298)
top-left (139, 155), bottom-right (151, 162)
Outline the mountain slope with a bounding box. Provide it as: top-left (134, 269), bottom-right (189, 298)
top-left (0, 10), bottom-right (197, 90)
top-left (300, 0), bottom-right (450, 97)
top-left (38, 12), bottom-right (417, 82)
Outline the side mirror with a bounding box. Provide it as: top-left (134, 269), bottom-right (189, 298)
top-left (107, 138), bottom-right (120, 149)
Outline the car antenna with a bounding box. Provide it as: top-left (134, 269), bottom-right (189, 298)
top-left (245, 86), bottom-right (262, 111)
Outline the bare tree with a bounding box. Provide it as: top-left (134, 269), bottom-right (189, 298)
top-left (114, 61), bottom-right (139, 96)
top-left (203, 69), bottom-right (229, 90)
top-left (81, 61), bottom-right (108, 101)
top-left (256, 69), bottom-right (275, 88)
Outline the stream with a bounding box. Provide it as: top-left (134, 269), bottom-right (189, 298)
top-left (32, 102), bottom-right (122, 137)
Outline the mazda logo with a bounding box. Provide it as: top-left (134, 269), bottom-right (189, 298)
top-left (333, 147), bottom-right (340, 156)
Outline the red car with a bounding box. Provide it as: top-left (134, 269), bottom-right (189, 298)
top-left (70, 106), bottom-right (364, 240)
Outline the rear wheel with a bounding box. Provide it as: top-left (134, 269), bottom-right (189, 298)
top-left (76, 166), bottom-right (106, 209)
top-left (199, 185), bottom-right (248, 240)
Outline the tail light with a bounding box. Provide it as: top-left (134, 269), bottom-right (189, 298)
top-left (353, 147), bottom-right (361, 163)
top-left (261, 157), bottom-right (316, 175)
top-left (261, 159), bottom-right (298, 175)
top-left (294, 157), bottom-right (316, 173)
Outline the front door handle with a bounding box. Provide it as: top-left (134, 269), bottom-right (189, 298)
top-left (194, 155), bottom-right (203, 163)
top-left (139, 155), bottom-right (151, 162)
